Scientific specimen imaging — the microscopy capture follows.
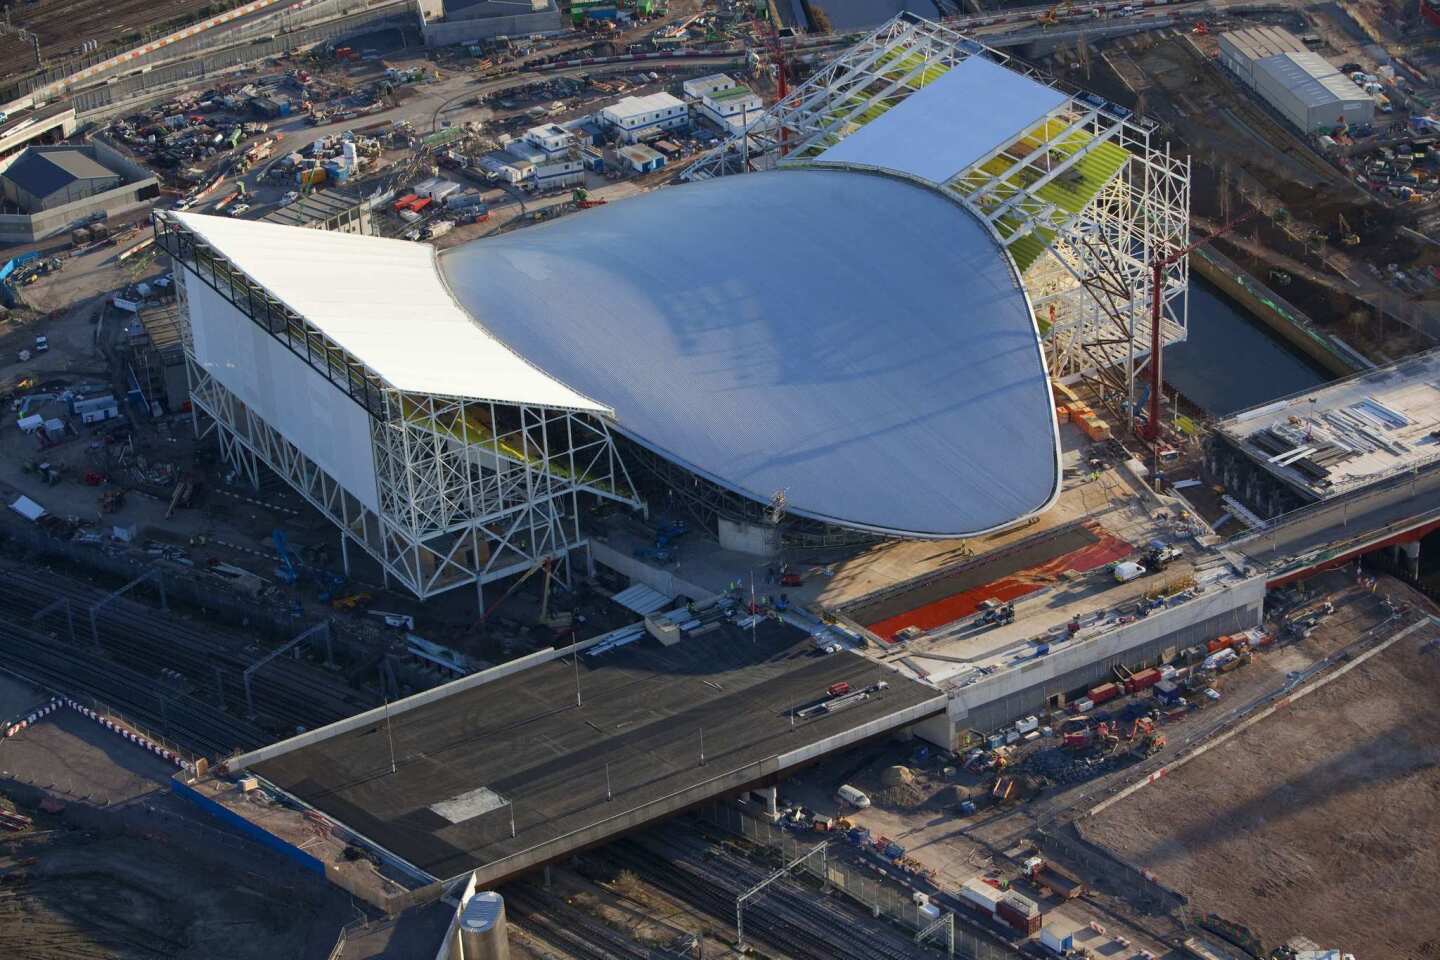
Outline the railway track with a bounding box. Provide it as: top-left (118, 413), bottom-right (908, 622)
top-left (0, 617), bottom-right (264, 756)
top-left (0, 565), bottom-right (376, 754)
top-left (505, 883), bottom-right (691, 960)
top-left (606, 823), bottom-right (930, 960)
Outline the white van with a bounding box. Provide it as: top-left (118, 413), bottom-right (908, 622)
top-left (836, 784), bottom-right (871, 809)
top-left (1112, 561), bottom-right (1146, 583)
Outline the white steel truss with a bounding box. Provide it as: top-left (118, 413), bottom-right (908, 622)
top-left (684, 13), bottom-right (1191, 416)
top-left (164, 220), bottom-right (640, 606)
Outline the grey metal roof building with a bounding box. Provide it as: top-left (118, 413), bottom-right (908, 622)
top-left (1, 147), bottom-right (121, 211)
top-left (440, 169), bottom-right (1060, 537)
top-left (1218, 28), bottom-right (1374, 132)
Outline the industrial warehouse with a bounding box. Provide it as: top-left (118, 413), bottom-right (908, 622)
top-left (3, 3), bottom-right (1440, 958)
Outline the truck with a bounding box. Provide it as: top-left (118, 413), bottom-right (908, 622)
top-left (836, 784), bottom-right (870, 809)
top-left (1023, 856), bottom-right (1084, 899)
top-left (423, 220), bottom-right (454, 239)
top-left (826, 681), bottom-right (851, 697)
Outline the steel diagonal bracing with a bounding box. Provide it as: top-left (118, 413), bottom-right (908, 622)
top-left (679, 13), bottom-right (1191, 406)
top-left (168, 237), bottom-right (640, 604)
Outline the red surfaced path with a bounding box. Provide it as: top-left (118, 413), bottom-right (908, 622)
top-left (866, 530), bottom-right (1133, 642)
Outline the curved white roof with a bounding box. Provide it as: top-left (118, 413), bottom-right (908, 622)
top-left (170, 211), bottom-right (607, 413)
top-left (441, 169), bottom-right (1059, 536)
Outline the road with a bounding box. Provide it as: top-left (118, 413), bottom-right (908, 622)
top-left (1233, 465), bottom-right (1440, 573)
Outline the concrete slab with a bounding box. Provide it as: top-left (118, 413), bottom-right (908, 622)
top-left (250, 620), bottom-right (943, 884)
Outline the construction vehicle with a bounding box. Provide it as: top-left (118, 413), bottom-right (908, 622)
top-left (1023, 856), bottom-right (1084, 899)
top-left (1063, 719), bottom-right (1119, 753)
top-left (1142, 544), bottom-right (1182, 571)
top-left (978, 598), bottom-right (1016, 625)
top-left (272, 528), bottom-right (301, 585)
top-left (572, 187), bottom-right (607, 209)
top-left (1338, 213), bottom-right (1360, 246)
top-left (165, 474), bottom-right (195, 519)
top-left (1038, 0), bottom-right (1073, 26)
top-left (332, 592), bottom-right (372, 610)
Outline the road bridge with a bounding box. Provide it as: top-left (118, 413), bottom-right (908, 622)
top-left (215, 618), bottom-right (944, 904)
top-left (1231, 466), bottom-right (1440, 586)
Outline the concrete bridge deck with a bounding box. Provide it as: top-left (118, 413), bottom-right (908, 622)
top-left (242, 619), bottom-right (942, 889)
top-left (1232, 466), bottom-right (1440, 584)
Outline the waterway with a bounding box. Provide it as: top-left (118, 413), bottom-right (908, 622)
top-left (1164, 277), bottom-right (1332, 417)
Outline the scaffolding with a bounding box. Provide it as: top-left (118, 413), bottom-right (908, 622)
top-left (156, 213), bottom-right (641, 606)
top-left (684, 13), bottom-right (1191, 414)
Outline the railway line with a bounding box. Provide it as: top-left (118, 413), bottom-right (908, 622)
top-left (606, 823), bottom-right (932, 960)
top-left (0, 617), bottom-right (265, 756)
top-left (0, 565), bottom-right (376, 754)
top-left (504, 883), bottom-right (692, 960)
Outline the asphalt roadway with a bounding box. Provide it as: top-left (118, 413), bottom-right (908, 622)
top-left (253, 620), bottom-right (940, 882)
top-left (1233, 465), bottom-right (1440, 573)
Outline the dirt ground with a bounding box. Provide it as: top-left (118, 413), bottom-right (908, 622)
top-left (1080, 580), bottom-right (1440, 959)
top-left (0, 676), bottom-right (357, 960)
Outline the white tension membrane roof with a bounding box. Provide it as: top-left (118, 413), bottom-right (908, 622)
top-left (440, 170), bottom-right (1060, 537)
top-left (813, 56), bottom-right (1068, 185)
top-left (171, 212), bottom-right (608, 413)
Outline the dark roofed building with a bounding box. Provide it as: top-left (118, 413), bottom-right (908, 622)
top-left (2, 147), bottom-right (123, 211)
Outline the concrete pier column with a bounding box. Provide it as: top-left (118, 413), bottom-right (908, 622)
top-left (1405, 540), bottom-right (1421, 579)
top-left (762, 785), bottom-right (778, 818)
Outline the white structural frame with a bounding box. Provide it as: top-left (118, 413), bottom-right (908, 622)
top-left (685, 14), bottom-right (1191, 407)
top-left (156, 212), bottom-right (640, 605)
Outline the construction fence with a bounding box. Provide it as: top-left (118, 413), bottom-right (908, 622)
top-left (703, 800), bottom-right (1012, 960)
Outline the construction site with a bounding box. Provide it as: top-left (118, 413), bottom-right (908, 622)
top-left (3, 1), bottom-right (1440, 957)
top-left (1080, 575), bottom-right (1440, 959)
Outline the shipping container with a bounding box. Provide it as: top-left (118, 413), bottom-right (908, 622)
top-left (392, 193), bottom-right (418, 211)
top-left (995, 898), bottom-right (1042, 935)
top-left (409, 197), bottom-right (432, 213)
top-left (1001, 891), bottom-right (1039, 917)
top-left (1071, 698), bottom-right (1093, 714)
top-left (1039, 924), bottom-right (1074, 953)
top-left (1088, 682), bottom-right (1119, 705)
top-left (1125, 668), bottom-right (1162, 693)
top-left (1207, 633), bottom-right (1239, 654)
top-left (959, 879), bottom-right (1003, 914)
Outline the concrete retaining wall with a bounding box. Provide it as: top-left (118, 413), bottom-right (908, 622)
top-left (922, 576), bottom-right (1266, 745)
top-left (421, 9), bottom-right (562, 45)
top-left (590, 540), bottom-right (714, 601)
top-left (1192, 247), bottom-right (1360, 376)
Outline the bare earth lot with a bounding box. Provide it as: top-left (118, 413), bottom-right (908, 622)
top-left (1081, 601), bottom-right (1440, 959)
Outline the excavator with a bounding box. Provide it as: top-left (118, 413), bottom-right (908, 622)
top-left (1038, 0), bottom-right (1073, 26)
top-left (1122, 716), bottom-right (1167, 756)
top-left (1337, 213), bottom-right (1360, 246)
top-left (573, 187), bottom-right (607, 209)
top-left (1061, 718), bottom-right (1119, 753)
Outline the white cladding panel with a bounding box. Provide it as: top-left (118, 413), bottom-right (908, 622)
top-left (186, 275), bottom-right (381, 512)
top-left (814, 56), bottom-right (1069, 185)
